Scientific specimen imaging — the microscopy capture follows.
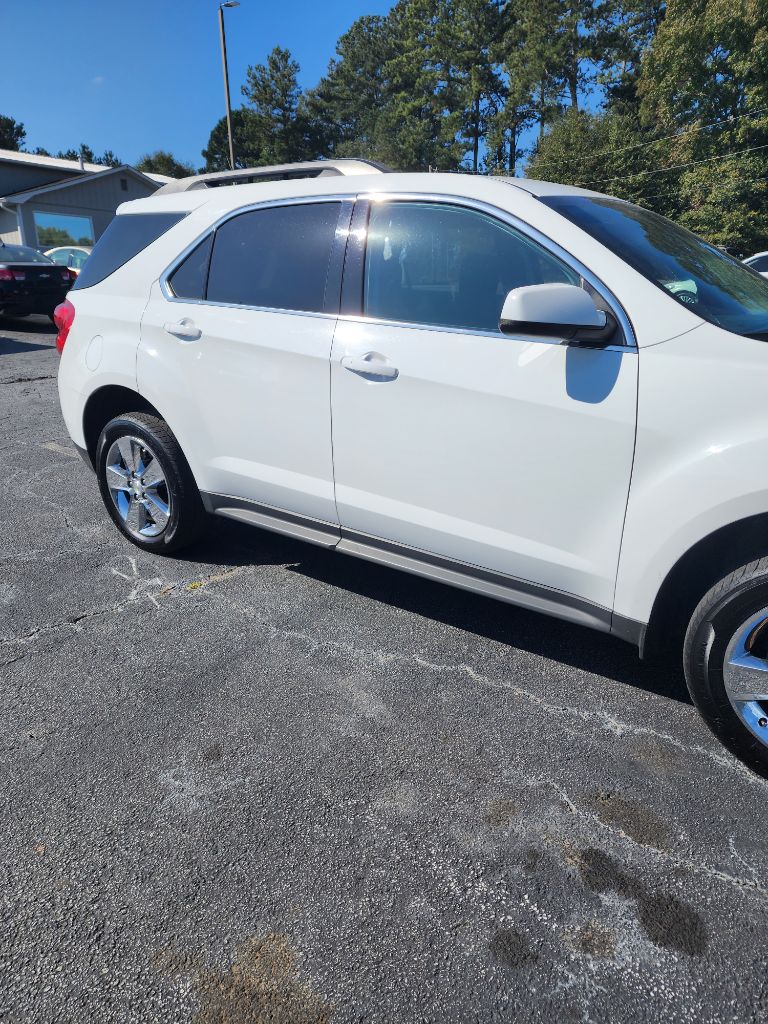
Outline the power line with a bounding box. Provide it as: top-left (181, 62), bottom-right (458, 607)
top-left (576, 141), bottom-right (768, 189)
top-left (534, 105), bottom-right (768, 171)
top-left (629, 173), bottom-right (768, 206)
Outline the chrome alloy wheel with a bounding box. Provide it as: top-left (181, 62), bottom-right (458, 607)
top-left (105, 435), bottom-right (171, 539)
top-left (723, 608), bottom-right (768, 747)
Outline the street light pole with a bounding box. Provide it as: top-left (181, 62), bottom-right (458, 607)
top-left (218, 1), bottom-right (239, 170)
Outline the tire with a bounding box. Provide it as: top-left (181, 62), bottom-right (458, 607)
top-left (684, 558), bottom-right (768, 777)
top-left (95, 411), bottom-right (205, 554)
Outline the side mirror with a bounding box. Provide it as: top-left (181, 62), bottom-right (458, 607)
top-left (499, 283), bottom-right (617, 344)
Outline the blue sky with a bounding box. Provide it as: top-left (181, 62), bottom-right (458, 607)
top-left (5, 0), bottom-right (394, 168)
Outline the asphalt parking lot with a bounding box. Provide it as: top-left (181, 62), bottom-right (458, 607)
top-left (2, 315), bottom-right (768, 1023)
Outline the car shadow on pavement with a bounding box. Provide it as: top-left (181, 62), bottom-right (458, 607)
top-left (0, 316), bottom-right (57, 353)
top-left (182, 517), bottom-right (691, 706)
top-left (0, 337), bottom-right (54, 355)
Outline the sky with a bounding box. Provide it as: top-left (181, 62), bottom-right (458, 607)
top-left (5, 0), bottom-right (395, 168)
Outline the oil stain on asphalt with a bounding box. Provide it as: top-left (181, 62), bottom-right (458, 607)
top-left (576, 848), bottom-right (708, 957)
top-left (586, 790), bottom-right (672, 849)
top-left (156, 934), bottom-right (333, 1023)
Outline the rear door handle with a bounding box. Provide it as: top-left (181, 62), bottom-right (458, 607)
top-left (341, 352), bottom-right (399, 380)
top-left (164, 318), bottom-right (201, 342)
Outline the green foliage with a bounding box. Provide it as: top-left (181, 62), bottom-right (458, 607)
top-left (240, 46), bottom-right (316, 165)
top-left (0, 114), bottom-right (25, 150)
top-left (637, 0), bottom-right (768, 248)
top-left (136, 150), bottom-right (195, 178)
top-left (52, 144), bottom-right (120, 167)
top-left (36, 226), bottom-right (76, 246)
top-left (202, 108), bottom-right (263, 170)
top-left (527, 107), bottom-right (657, 202)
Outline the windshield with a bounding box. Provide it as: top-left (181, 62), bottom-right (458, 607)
top-left (540, 196), bottom-right (768, 339)
top-left (0, 244), bottom-right (53, 265)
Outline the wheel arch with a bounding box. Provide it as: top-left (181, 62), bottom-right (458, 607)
top-left (82, 385), bottom-right (163, 468)
top-left (642, 513), bottom-right (768, 661)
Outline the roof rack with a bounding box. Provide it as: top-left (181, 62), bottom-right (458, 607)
top-left (154, 158), bottom-right (392, 195)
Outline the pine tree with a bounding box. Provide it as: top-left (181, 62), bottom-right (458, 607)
top-left (241, 47), bottom-right (314, 164)
top-left (0, 114), bottom-right (25, 151)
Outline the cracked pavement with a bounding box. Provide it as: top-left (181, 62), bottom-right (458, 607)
top-left (1, 316), bottom-right (767, 1023)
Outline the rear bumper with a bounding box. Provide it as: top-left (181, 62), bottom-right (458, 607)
top-left (0, 288), bottom-right (69, 316)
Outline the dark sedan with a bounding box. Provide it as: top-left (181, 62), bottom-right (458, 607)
top-left (0, 243), bottom-right (75, 320)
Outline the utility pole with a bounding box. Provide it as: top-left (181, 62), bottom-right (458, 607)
top-left (218, 1), bottom-right (240, 170)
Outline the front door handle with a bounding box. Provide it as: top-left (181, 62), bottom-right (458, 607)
top-left (341, 352), bottom-right (399, 381)
top-left (164, 318), bottom-right (201, 342)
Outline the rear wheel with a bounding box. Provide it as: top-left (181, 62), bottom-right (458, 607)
top-left (95, 411), bottom-right (204, 553)
top-left (684, 558), bottom-right (768, 777)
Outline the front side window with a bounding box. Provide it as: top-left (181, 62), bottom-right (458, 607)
top-left (542, 195), bottom-right (768, 339)
top-left (206, 202), bottom-right (342, 313)
top-left (363, 201), bottom-right (579, 333)
top-left (747, 255), bottom-right (768, 274)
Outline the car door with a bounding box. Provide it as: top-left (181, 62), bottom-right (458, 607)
top-left (330, 197), bottom-right (638, 615)
top-left (139, 198), bottom-right (352, 530)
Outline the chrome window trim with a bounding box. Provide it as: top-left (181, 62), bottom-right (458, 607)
top-left (353, 191), bottom-right (637, 349)
top-left (159, 193), bottom-right (356, 313)
top-left (158, 188), bottom-right (636, 348)
top-left (335, 311), bottom-right (630, 352)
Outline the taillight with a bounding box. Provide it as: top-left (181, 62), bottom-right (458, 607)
top-left (60, 268), bottom-right (74, 282)
top-left (0, 268), bottom-right (12, 281)
top-left (53, 299), bottom-right (75, 355)
top-left (67, 269), bottom-right (78, 282)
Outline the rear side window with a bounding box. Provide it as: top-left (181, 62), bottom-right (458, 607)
top-left (749, 255), bottom-right (768, 273)
top-left (206, 202), bottom-right (342, 313)
top-left (168, 234), bottom-right (213, 300)
top-left (73, 212), bottom-right (185, 290)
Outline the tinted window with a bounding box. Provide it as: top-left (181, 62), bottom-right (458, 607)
top-left (748, 255), bottom-right (768, 273)
top-left (168, 234), bottom-right (213, 300)
top-left (363, 201), bottom-right (578, 333)
top-left (542, 196), bottom-right (768, 339)
top-left (206, 202), bottom-right (342, 313)
top-left (73, 212), bottom-right (185, 290)
top-left (0, 244), bottom-right (53, 264)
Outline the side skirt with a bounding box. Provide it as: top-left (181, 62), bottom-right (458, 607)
top-left (201, 492), bottom-right (340, 548)
top-left (202, 492), bottom-right (641, 642)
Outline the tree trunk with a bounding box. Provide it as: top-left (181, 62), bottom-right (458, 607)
top-left (539, 78), bottom-right (547, 141)
top-left (568, 73), bottom-right (579, 111)
top-left (472, 94), bottom-right (480, 173)
top-left (508, 121), bottom-right (518, 176)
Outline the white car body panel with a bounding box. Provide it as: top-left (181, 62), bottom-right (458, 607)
top-left (331, 316), bottom-right (638, 610)
top-left (615, 323), bottom-right (768, 623)
top-left (138, 281), bottom-right (339, 524)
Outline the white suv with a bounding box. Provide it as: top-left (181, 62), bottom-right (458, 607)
top-left (55, 159), bottom-right (768, 774)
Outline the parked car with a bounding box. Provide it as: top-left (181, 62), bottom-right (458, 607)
top-left (44, 245), bottom-right (92, 275)
top-left (0, 242), bottom-right (75, 319)
top-left (55, 160), bottom-right (768, 775)
top-left (743, 251), bottom-right (768, 277)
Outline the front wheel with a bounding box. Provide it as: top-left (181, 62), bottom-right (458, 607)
top-left (95, 411), bottom-right (204, 553)
top-left (684, 558), bottom-right (768, 777)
